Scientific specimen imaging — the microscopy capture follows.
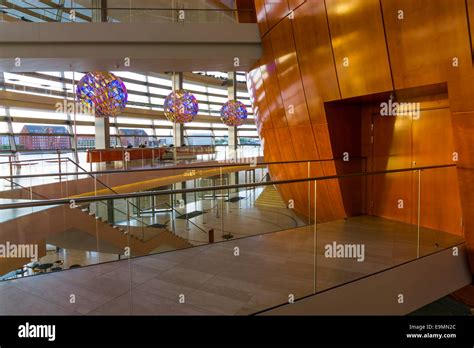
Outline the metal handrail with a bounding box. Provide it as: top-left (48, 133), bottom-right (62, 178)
top-left (0, 157), bottom-right (60, 165)
top-left (0, 157), bottom-right (367, 180)
top-left (84, 199), bottom-right (151, 229)
top-left (1, 7), bottom-right (252, 12)
top-left (0, 158), bottom-right (150, 226)
top-left (65, 157), bottom-right (147, 216)
top-left (0, 165), bottom-right (152, 236)
top-left (1, 177), bottom-right (49, 200)
top-left (1, 5), bottom-right (255, 24)
top-left (0, 153), bottom-right (147, 216)
top-left (256, 171), bottom-right (270, 183)
top-left (0, 164), bottom-right (455, 209)
top-left (161, 202), bottom-right (209, 235)
top-left (67, 157), bottom-right (117, 194)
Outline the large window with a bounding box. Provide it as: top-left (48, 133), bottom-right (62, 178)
top-left (0, 136), bottom-right (11, 150)
top-left (185, 129), bottom-right (213, 146)
top-left (118, 128), bottom-right (153, 147)
top-left (12, 123), bottom-right (70, 151)
top-left (0, 70), bottom-right (259, 164)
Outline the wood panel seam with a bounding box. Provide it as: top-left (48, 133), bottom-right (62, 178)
top-left (379, 0), bottom-right (396, 91)
top-left (323, 0), bottom-right (343, 100)
top-left (260, 0), bottom-right (308, 39)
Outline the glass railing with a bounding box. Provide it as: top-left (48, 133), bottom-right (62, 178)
top-left (0, 145), bottom-right (262, 188)
top-left (0, 3), bottom-right (256, 24)
top-left (0, 163), bottom-right (464, 314)
top-left (0, 155), bottom-right (358, 199)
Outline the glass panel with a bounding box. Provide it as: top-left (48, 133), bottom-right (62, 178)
top-left (419, 166), bottom-right (464, 257)
top-left (15, 135), bottom-right (71, 151)
top-left (0, 163), bottom-right (463, 314)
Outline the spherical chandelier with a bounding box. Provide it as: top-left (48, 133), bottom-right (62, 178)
top-left (163, 89), bottom-right (199, 124)
top-left (76, 72), bottom-right (128, 117)
top-left (220, 100), bottom-right (248, 127)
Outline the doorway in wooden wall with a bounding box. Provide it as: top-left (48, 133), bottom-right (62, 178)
top-left (364, 90), bottom-right (463, 237)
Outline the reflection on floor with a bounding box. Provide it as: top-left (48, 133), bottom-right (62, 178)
top-left (117, 187), bottom-right (306, 246)
top-left (0, 215), bottom-right (463, 315)
top-left (37, 249), bottom-right (119, 276)
top-left (1, 248), bottom-right (120, 280)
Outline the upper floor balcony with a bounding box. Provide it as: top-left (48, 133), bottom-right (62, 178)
top-left (0, 0), bottom-right (257, 24)
top-left (0, 0), bottom-right (261, 72)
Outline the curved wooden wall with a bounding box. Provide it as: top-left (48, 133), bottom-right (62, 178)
top-left (247, 0), bottom-right (474, 288)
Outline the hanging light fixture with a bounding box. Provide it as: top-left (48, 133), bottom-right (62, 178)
top-left (220, 100), bottom-right (248, 127)
top-left (76, 72), bottom-right (128, 117)
top-left (163, 89), bottom-right (199, 124)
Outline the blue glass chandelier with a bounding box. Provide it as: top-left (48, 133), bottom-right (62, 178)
top-left (163, 89), bottom-right (199, 124)
top-left (76, 72), bottom-right (128, 117)
top-left (220, 100), bottom-right (248, 126)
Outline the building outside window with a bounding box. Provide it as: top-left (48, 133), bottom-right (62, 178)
top-left (17, 125), bottom-right (70, 150)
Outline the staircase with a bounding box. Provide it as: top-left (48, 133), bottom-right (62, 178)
top-left (255, 185), bottom-right (287, 209)
top-left (0, 203), bottom-right (193, 276)
top-left (79, 203), bottom-right (192, 252)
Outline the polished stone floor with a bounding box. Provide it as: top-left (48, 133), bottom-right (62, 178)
top-left (118, 187), bottom-right (304, 246)
top-left (0, 215), bottom-right (463, 315)
top-left (0, 188), bottom-right (304, 279)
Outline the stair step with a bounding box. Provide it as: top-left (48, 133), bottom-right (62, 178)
top-left (255, 186), bottom-right (287, 209)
